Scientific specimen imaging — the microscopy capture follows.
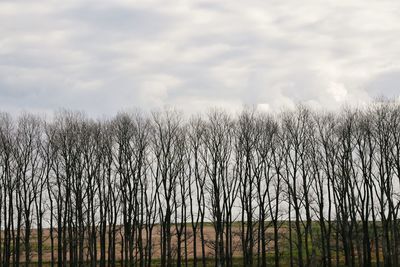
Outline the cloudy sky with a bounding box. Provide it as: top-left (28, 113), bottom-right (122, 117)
top-left (1, 0), bottom-right (400, 116)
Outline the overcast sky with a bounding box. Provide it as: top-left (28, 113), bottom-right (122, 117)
top-left (1, 0), bottom-right (400, 117)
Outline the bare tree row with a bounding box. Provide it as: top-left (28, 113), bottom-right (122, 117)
top-left (1, 102), bottom-right (400, 267)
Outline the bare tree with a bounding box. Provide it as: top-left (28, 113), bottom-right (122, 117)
top-left (202, 109), bottom-right (235, 267)
top-left (151, 109), bottom-right (184, 267)
top-left (1, 103), bottom-right (400, 266)
top-left (0, 113), bottom-right (15, 266)
top-left (187, 116), bottom-right (206, 267)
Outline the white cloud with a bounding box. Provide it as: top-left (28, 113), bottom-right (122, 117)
top-left (257, 103), bottom-right (270, 112)
top-left (0, 0), bottom-right (399, 116)
top-left (327, 82), bottom-right (348, 102)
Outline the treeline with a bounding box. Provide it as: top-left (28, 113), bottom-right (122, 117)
top-left (1, 102), bottom-right (400, 267)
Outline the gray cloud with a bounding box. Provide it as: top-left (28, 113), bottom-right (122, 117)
top-left (1, 0), bottom-right (399, 117)
top-left (366, 71), bottom-right (400, 98)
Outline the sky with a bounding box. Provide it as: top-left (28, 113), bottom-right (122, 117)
top-left (1, 0), bottom-right (400, 117)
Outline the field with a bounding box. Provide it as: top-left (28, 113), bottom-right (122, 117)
top-left (1, 222), bottom-right (381, 266)
top-left (2, 223), bottom-right (286, 261)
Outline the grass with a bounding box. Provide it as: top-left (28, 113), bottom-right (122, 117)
top-left (1, 220), bottom-right (389, 266)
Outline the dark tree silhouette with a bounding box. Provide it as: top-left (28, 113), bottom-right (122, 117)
top-left (0, 101), bottom-right (400, 266)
